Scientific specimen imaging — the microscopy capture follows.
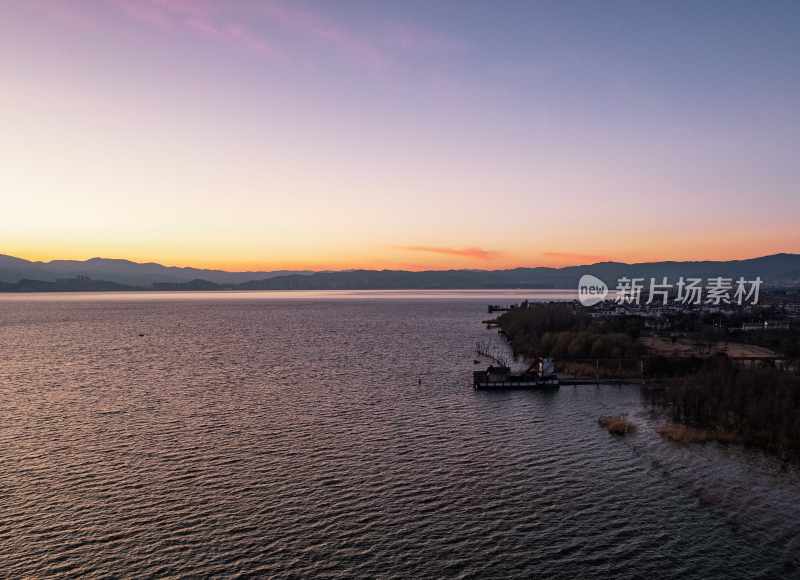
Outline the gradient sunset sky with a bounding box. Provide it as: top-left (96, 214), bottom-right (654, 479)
top-left (3, 1), bottom-right (799, 271)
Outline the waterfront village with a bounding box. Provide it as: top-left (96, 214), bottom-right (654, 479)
top-left (585, 289), bottom-right (800, 332)
top-left (492, 286), bottom-right (800, 347)
top-left (482, 284), bottom-right (800, 385)
top-left (483, 289), bottom-right (800, 457)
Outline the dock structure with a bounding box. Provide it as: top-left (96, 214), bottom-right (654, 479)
top-left (560, 377), bottom-right (642, 386)
top-left (473, 370), bottom-right (560, 390)
top-left (471, 356), bottom-right (799, 390)
top-left (554, 355), bottom-right (798, 370)
top-left (487, 300), bottom-right (530, 314)
top-left (473, 359), bottom-right (559, 390)
top-left (474, 340), bottom-right (511, 367)
top-left (537, 355), bottom-right (799, 385)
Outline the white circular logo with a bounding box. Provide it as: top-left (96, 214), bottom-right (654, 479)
top-left (577, 274), bottom-right (608, 306)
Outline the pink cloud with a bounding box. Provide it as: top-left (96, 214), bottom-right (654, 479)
top-left (224, 24), bottom-right (275, 59)
top-left (260, 1), bottom-right (388, 71)
top-left (31, 1), bottom-right (459, 73)
top-left (399, 245), bottom-right (500, 260)
top-left (107, 0), bottom-right (278, 60)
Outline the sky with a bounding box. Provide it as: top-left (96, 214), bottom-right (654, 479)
top-left (2, 0), bottom-right (799, 271)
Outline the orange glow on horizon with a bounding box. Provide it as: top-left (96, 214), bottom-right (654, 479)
top-left (3, 4), bottom-right (799, 278)
top-left (8, 242), bottom-right (800, 274)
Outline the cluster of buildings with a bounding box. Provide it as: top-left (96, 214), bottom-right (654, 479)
top-left (581, 297), bottom-right (799, 333)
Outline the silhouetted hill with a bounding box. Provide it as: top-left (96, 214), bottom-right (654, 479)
top-left (152, 279), bottom-right (226, 291)
top-left (239, 254), bottom-right (800, 290)
top-left (0, 255), bottom-right (311, 286)
top-left (6, 277), bottom-right (137, 292)
top-left (1, 253), bottom-right (799, 291)
top-left (236, 269), bottom-right (557, 290)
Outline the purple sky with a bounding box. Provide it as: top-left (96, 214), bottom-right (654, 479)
top-left (3, 1), bottom-right (799, 269)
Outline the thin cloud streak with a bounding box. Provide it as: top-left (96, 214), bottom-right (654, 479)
top-left (107, 0), bottom-right (280, 60)
top-left (399, 246), bottom-right (500, 260)
top-left (31, 0), bottom-right (457, 73)
top-left (260, 0), bottom-right (388, 71)
top-left (114, 0), bottom-right (388, 70)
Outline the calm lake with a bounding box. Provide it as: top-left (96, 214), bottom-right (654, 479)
top-left (1, 291), bottom-right (798, 578)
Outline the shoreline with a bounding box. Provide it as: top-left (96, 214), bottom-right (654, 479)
top-left (491, 301), bottom-right (800, 461)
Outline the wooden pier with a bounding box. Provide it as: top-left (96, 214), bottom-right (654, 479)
top-left (473, 369), bottom-right (560, 390)
top-left (552, 355), bottom-right (799, 385)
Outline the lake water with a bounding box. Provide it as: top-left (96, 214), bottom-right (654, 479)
top-left (1, 291), bottom-right (798, 578)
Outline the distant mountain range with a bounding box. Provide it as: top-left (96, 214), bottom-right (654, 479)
top-left (1, 253), bottom-right (799, 292)
top-left (0, 255), bottom-right (311, 286)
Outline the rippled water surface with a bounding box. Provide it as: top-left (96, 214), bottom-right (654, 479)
top-left (1, 292), bottom-right (799, 578)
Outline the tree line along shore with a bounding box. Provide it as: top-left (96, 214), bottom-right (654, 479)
top-left (494, 301), bottom-right (800, 461)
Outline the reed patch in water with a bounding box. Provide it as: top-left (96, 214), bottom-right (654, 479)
top-left (598, 415), bottom-right (637, 435)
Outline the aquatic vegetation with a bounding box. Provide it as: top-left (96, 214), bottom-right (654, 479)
top-left (598, 415), bottom-right (637, 435)
top-left (646, 357), bottom-right (800, 459)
